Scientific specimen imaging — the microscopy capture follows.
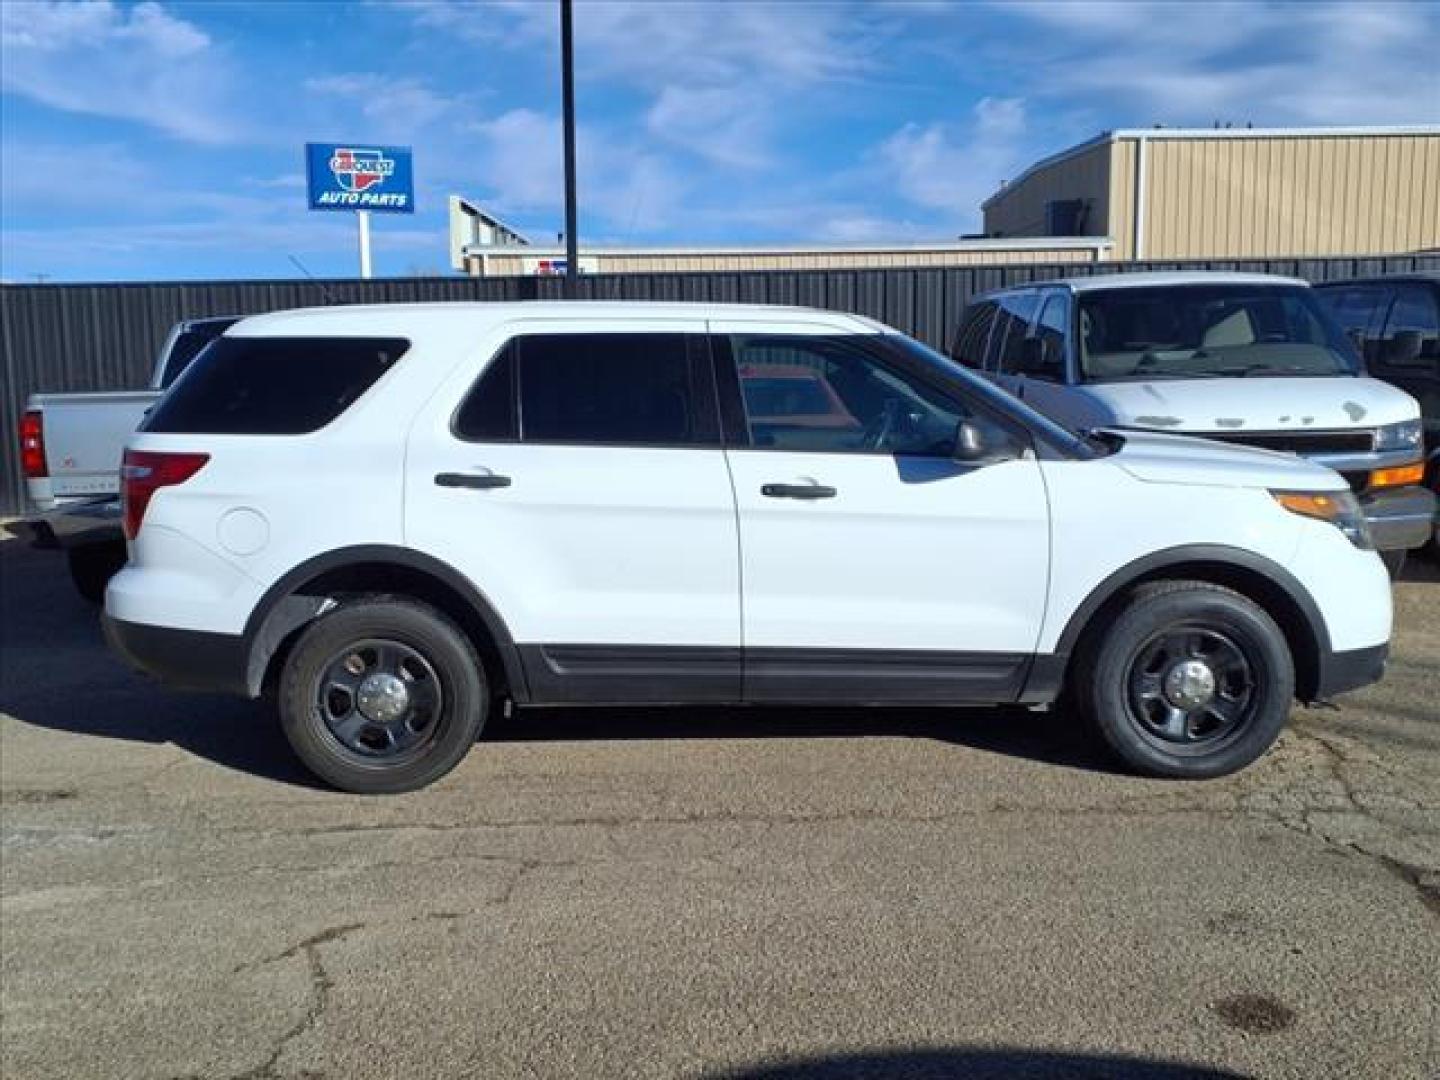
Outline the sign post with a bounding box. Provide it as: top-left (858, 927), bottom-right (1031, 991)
top-left (305, 143), bottom-right (414, 279)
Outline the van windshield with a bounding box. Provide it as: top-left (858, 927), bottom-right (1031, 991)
top-left (1077, 285), bottom-right (1358, 381)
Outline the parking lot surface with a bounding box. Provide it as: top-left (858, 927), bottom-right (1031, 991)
top-left (1, 534), bottom-right (1437, 1080)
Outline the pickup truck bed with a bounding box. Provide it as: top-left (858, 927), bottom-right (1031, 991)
top-left (23, 390), bottom-right (160, 510)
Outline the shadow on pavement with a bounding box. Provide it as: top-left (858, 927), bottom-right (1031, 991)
top-left (704, 1047), bottom-right (1247, 1079)
top-left (2, 536), bottom-right (1112, 789)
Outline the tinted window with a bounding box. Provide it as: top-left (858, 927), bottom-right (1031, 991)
top-left (950, 302), bottom-right (997, 368)
top-left (142, 336), bottom-right (407, 434)
top-left (453, 343), bottom-right (518, 441)
top-left (731, 334), bottom-right (966, 456)
top-left (1316, 285), bottom-right (1390, 366)
top-left (1076, 286), bottom-right (1356, 380)
top-left (513, 333), bottom-right (716, 446)
top-left (1028, 294), bottom-right (1069, 380)
top-left (160, 319), bottom-right (240, 387)
top-left (1377, 285), bottom-right (1439, 370)
top-left (995, 293), bottom-right (1040, 375)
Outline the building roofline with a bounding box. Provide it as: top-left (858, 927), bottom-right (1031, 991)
top-left (981, 124), bottom-right (1440, 210)
top-left (463, 236), bottom-right (1115, 259)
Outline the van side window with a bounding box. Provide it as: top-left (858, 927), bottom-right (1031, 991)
top-left (994, 293), bottom-right (1039, 375)
top-left (1028, 294), bottom-right (1069, 381)
top-left (456, 333), bottom-right (718, 447)
top-left (951, 302), bottom-right (997, 369)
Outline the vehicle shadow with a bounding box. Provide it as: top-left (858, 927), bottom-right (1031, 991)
top-left (703, 1047), bottom-right (1247, 1079)
top-left (0, 538), bottom-right (1112, 789)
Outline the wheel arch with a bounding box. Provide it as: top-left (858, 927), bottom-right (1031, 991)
top-left (1048, 545), bottom-right (1331, 703)
top-left (242, 545), bottom-right (528, 702)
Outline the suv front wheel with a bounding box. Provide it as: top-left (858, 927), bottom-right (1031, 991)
top-left (1079, 581), bottom-right (1294, 779)
top-left (279, 597), bottom-right (488, 793)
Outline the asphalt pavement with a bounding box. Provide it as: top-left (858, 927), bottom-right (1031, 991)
top-left (1, 533), bottom-right (1436, 1080)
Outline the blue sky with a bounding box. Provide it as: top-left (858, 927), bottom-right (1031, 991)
top-left (3, 0), bottom-right (1438, 282)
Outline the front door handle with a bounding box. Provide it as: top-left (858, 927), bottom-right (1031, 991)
top-left (762, 483), bottom-right (837, 500)
top-left (435, 471), bottom-right (512, 490)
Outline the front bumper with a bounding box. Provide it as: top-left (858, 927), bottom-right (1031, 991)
top-left (1360, 485), bottom-right (1435, 552)
top-left (1313, 642), bottom-right (1388, 700)
top-left (103, 614), bottom-right (250, 697)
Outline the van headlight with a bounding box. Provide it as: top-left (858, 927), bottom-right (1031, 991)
top-left (1375, 418), bottom-right (1423, 454)
top-left (1272, 489), bottom-right (1373, 550)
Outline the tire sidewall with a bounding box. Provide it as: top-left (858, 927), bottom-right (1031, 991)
top-left (1087, 588), bottom-right (1294, 779)
top-left (279, 600), bottom-right (486, 794)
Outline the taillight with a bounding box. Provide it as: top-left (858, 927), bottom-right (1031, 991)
top-left (20, 411), bottom-right (46, 478)
top-left (121, 450), bottom-right (210, 540)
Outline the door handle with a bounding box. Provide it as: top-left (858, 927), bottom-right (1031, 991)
top-left (762, 483), bottom-right (837, 500)
top-left (435, 471), bottom-right (512, 490)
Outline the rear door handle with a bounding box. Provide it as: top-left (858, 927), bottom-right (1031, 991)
top-left (435, 471), bottom-right (512, 490)
top-left (762, 483), bottom-right (837, 500)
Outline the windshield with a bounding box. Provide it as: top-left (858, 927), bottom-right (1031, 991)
top-left (1077, 285), bottom-right (1358, 381)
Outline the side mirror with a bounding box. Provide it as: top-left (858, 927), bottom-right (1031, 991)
top-left (1386, 330), bottom-right (1424, 365)
top-left (953, 419), bottom-right (1019, 466)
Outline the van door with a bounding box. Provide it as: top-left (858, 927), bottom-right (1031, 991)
top-left (405, 321), bottom-right (742, 703)
top-left (713, 322), bottom-right (1050, 702)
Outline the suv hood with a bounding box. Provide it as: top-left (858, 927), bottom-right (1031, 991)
top-left (1079, 375), bottom-right (1417, 433)
top-left (1106, 429), bottom-right (1345, 491)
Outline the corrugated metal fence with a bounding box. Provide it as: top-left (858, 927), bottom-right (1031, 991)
top-left (3, 252), bottom-right (1437, 516)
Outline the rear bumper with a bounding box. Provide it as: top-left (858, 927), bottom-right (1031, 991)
top-left (1360, 485), bottom-right (1435, 551)
top-left (103, 614), bottom-right (249, 697)
top-left (1313, 642), bottom-right (1388, 701)
top-left (16, 497), bottom-right (124, 551)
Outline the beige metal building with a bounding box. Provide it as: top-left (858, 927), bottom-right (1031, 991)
top-left (983, 125), bottom-right (1440, 261)
top-left (448, 196), bottom-right (1112, 277)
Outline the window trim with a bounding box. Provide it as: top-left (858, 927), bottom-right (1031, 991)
top-left (450, 331), bottom-right (725, 450)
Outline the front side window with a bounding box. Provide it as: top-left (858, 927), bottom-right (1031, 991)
top-left (453, 333), bottom-right (717, 446)
top-left (730, 334), bottom-right (967, 457)
top-left (1377, 285), bottom-right (1440, 370)
top-left (143, 336), bottom-right (408, 435)
top-left (1076, 285), bottom-right (1357, 381)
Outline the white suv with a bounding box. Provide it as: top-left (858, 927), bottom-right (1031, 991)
top-left (104, 302), bottom-right (1392, 793)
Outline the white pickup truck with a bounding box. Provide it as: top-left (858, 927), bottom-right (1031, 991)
top-left (18, 317), bottom-right (238, 600)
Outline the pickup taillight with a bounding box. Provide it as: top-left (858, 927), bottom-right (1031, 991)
top-left (20, 411), bottom-right (46, 478)
top-left (121, 450), bottom-right (210, 540)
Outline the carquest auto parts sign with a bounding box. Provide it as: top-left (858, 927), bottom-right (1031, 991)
top-left (306, 143), bottom-right (414, 213)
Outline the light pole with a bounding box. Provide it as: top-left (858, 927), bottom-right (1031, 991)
top-left (560, 0), bottom-right (579, 297)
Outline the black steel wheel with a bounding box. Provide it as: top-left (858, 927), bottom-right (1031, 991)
top-left (279, 598), bottom-right (487, 793)
top-left (1078, 581), bottom-right (1294, 779)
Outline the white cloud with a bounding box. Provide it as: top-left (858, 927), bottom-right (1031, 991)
top-left (994, 0), bottom-right (1440, 126)
top-left (304, 73), bottom-right (465, 136)
top-left (645, 85), bottom-right (772, 170)
top-left (0, 1), bottom-right (241, 143)
top-left (875, 97), bottom-right (1029, 225)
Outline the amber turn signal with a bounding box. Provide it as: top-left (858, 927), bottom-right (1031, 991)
top-left (1368, 462), bottom-right (1425, 490)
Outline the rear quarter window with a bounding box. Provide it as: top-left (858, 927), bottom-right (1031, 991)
top-left (143, 336), bottom-right (408, 435)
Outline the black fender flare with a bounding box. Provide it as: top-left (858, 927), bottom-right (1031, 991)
top-left (241, 544), bottom-right (528, 700)
top-left (1023, 543), bottom-right (1331, 703)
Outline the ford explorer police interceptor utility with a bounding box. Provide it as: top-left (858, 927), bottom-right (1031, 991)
top-left (104, 303), bottom-right (1392, 793)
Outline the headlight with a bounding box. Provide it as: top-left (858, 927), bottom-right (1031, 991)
top-left (1375, 418), bottom-right (1423, 454)
top-left (1272, 489), bottom-right (1373, 550)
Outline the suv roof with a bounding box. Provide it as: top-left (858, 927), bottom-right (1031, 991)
top-left (230, 301), bottom-right (888, 339)
top-left (976, 271), bottom-right (1308, 301)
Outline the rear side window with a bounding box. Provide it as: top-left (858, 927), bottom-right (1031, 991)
top-left (143, 336), bottom-right (408, 435)
top-left (994, 292), bottom-right (1039, 375)
top-left (454, 333), bottom-right (718, 446)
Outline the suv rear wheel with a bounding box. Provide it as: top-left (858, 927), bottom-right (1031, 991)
top-left (278, 597), bottom-right (487, 793)
top-left (1078, 581), bottom-right (1294, 779)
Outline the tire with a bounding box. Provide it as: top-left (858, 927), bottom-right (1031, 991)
top-left (278, 597), bottom-right (487, 794)
top-left (1379, 549), bottom-right (1407, 578)
top-left (67, 542), bottom-right (127, 605)
top-left (1077, 581), bottom-right (1294, 779)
